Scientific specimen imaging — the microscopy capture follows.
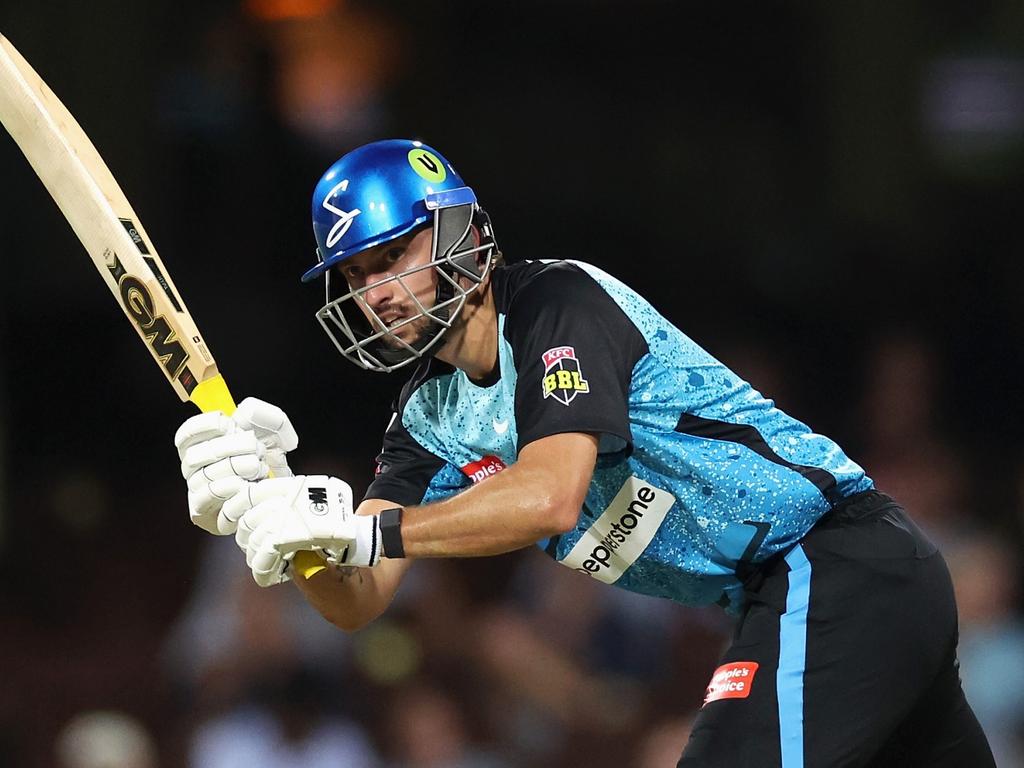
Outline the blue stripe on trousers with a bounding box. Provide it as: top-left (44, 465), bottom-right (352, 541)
top-left (778, 544), bottom-right (812, 768)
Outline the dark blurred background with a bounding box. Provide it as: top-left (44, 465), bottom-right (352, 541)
top-left (2, 1), bottom-right (1023, 766)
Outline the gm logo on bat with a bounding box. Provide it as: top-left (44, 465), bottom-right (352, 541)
top-left (103, 248), bottom-right (189, 380)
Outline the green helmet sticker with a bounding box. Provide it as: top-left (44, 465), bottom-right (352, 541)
top-left (408, 148), bottom-right (447, 183)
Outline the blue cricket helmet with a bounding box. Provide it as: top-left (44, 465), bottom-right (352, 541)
top-left (304, 139), bottom-right (473, 283)
top-left (305, 139), bottom-right (500, 373)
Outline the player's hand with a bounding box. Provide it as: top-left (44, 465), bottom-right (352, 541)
top-left (174, 397), bottom-right (299, 535)
top-left (227, 475), bottom-right (381, 587)
top-left (231, 397), bottom-right (298, 479)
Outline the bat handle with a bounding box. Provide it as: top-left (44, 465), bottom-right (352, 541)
top-left (189, 374), bottom-right (327, 579)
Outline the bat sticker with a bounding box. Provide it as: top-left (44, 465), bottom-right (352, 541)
top-left (104, 248), bottom-right (190, 380)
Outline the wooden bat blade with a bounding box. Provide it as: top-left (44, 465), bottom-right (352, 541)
top-left (0, 33), bottom-right (325, 579)
top-left (0, 33), bottom-right (218, 402)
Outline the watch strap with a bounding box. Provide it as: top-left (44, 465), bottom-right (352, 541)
top-left (379, 507), bottom-right (405, 559)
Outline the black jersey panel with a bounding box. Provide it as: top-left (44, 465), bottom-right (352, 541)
top-left (497, 262), bottom-right (648, 454)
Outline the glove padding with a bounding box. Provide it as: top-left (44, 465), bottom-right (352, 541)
top-left (232, 397), bottom-right (298, 479)
top-left (229, 475), bottom-right (381, 587)
top-left (175, 397), bottom-right (299, 535)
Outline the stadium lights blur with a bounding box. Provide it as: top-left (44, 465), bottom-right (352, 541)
top-left (244, 0), bottom-right (340, 21)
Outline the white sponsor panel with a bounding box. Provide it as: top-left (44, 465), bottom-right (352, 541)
top-left (560, 475), bottom-right (675, 584)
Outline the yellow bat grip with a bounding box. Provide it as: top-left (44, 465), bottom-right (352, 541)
top-left (189, 374), bottom-right (327, 579)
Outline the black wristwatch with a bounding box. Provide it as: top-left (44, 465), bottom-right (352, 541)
top-left (379, 507), bottom-right (405, 558)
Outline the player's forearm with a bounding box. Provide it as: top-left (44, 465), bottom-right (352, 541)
top-left (291, 557), bottom-right (411, 632)
top-left (400, 458), bottom-right (583, 558)
top-left (290, 497), bottom-right (412, 631)
top-left (290, 434), bottom-right (596, 626)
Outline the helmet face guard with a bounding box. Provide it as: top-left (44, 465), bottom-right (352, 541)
top-left (315, 188), bottom-right (499, 373)
top-left (306, 140), bottom-right (500, 373)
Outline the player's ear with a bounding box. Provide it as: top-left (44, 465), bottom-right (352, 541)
top-left (470, 224), bottom-right (485, 263)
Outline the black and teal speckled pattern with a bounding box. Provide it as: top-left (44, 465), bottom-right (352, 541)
top-left (401, 261), bottom-right (872, 608)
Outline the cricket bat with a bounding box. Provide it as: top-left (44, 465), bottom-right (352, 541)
top-left (0, 33), bottom-right (325, 578)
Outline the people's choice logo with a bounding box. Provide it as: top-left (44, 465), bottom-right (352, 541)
top-left (703, 662), bottom-right (759, 706)
top-left (322, 179), bottom-right (362, 249)
top-left (541, 346), bottom-right (590, 406)
top-left (559, 475), bottom-right (674, 584)
top-left (408, 148), bottom-right (447, 183)
top-left (461, 455), bottom-right (507, 484)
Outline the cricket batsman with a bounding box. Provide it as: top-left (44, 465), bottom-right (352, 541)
top-left (174, 139), bottom-right (995, 766)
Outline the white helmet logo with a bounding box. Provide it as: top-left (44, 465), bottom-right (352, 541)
top-left (323, 179), bottom-right (362, 249)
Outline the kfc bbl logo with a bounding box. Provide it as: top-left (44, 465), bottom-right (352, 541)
top-left (542, 346), bottom-right (590, 405)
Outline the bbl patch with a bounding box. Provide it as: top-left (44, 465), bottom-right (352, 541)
top-left (541, 346), bottom-right (590, 405)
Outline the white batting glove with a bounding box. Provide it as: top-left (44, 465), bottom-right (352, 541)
top-left (174, 398), bottom-right (298, 535)
top-left (232, 397), bottom-right (298, 479)
top-left (228, 475), bottom-right (381, 587)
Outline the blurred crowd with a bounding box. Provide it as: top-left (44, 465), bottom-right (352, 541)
top-left (2, 0), bottom-right (1023, 766)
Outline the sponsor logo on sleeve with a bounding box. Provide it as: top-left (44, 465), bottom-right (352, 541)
top-left (541, 346), bottom-right (590, 405)
top-left (461, 455), bottom-right (507, 484)
top-left (558, 475), bottom-right (674, 584)
top-left (703, 662), bottom-right (759, 706)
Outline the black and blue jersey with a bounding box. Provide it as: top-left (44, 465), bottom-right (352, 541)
top-left (365, 260), bottom-right (873, 608)
top-left (362, 260), bottom-right (997, 766)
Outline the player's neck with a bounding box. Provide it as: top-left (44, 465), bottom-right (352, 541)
top-left (433, 280), bottom-right (498, 382)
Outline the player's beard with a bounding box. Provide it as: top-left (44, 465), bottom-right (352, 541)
top-left (369, 274), bottom-right (449, 352)
top-left (378, 311), bottom-right (436, 350)
top-left (363, 289), bottom-right (445, 353)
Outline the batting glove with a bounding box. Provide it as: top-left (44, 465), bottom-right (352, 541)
top-left (227, 475), bottom-right (381, 587)
top-left (174, 397), bottom-right (298, 535)
top-left (232, 397), bottom-right (298, 479)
